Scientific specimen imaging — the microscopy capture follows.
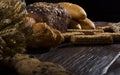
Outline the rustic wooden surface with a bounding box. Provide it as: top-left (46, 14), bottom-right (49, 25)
top-left (39, 44), bottom-right (120, 75)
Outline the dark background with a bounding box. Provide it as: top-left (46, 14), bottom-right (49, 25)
top-left (25, 0), bottom-right (120, 22)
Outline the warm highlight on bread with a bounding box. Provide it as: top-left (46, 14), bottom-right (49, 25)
top-left (58, 2), bottom-right (87, 20)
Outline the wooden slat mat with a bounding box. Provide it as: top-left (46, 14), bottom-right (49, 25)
top-left (39, 43), bottom-right (120, 75)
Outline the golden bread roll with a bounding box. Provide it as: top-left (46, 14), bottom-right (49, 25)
top-left (78, 18), bottom-right (96, 29)
top-left (58, 2), bottom-right (87, 20)
top-left (69, 20), bottom-right (82, 29)
top-left (32, 22), bottom-right (56, 48)
top-left (28, 22), bottom-right (64, 48)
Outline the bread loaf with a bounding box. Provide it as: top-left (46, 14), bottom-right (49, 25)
top-left (26, 2), bottom-right (71, 32)
top-left (26, 22), bottom-right (64, 48)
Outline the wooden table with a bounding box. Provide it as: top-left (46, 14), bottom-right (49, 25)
top-left (39, 44), bottom-right (120, 75)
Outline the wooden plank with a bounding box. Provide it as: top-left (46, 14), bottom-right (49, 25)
top-left (39, 43), bottom-right (120, 75)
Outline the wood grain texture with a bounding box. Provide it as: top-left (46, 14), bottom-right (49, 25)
top-left (39, 44), bottom-right (120, 75)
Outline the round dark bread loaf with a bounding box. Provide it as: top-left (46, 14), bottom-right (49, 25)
top-left (26, 2), bottom-right (71, 32)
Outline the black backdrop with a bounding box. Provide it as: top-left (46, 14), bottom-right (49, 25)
top-left (25, 0), bottom-right (120, 22)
